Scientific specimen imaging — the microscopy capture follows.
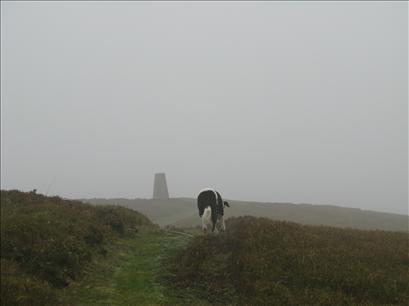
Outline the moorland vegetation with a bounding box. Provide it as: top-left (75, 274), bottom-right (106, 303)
top-left (2, 190), bottom-right (408, 305)
top-left (165, 216), bottom-right (409, 305)
top-left (0, 190), bottom-right (153, 305)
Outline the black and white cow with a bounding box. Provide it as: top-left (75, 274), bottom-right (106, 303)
top-left (197, 188), bottom-right (230, 233)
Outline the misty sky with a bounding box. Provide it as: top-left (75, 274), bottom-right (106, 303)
top-left (1, 1), bottom-right (407, 214)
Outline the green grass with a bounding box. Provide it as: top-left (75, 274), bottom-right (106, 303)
top-left (59, 228), bottom-right (210, 306)
top-left (1, 190), bottom-right (209, 306)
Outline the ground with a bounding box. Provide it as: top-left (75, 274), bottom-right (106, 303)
top-left (58, 227), bottom-right (209, 306)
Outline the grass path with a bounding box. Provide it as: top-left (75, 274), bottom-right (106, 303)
top-left (59, 228), bottom-right (209, 306)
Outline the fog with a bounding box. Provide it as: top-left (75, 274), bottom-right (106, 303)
top-left (1, 2), bottom-right (407, 214)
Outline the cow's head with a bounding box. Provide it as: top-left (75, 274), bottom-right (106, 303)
top-left (224, 201), bottom-right (230, 207)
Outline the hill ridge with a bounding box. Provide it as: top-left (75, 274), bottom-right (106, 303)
top-left (83, 197), bottom-right (408, 232)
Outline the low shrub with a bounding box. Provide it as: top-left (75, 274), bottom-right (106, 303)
top-left (0, 189), bottom-right (153, 304)
top-left (165, 216), bottom-right (409, 305)
top-left (1, 259), bottom-right (58, 306)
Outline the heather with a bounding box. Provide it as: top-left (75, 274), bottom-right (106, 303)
top-left (166, 216), bottom-right (409, 305)
top-left (1, 190), bottom-right (152, 305)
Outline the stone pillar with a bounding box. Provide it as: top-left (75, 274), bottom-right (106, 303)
top-left (152, 173), bottom-right (169, 199)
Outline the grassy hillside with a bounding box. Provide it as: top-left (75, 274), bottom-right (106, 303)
top-left (3, 190), bottom-right (407, 305)
top-left (165, 216), bottom-right (409, 305)
top-left (58, 228), bottom-right (210, 306)
top-left (0, 190), bottom-right (153, 306)
top-left (85, 197), bottom-right (408, 232)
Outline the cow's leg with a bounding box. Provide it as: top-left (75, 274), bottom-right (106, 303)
top-left (202, 216), bottom-right (207, 233)
top-left (220, 216), bottom-right (226, 232)
top-left (216, 216), bottom-right (226, 232)
top-left (221, 216), bottom-right (226, 232)
top-left (212, 221), bottom-right (216, 232)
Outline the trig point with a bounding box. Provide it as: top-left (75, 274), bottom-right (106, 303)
top-left (152, 173), bottom-right (169, 199)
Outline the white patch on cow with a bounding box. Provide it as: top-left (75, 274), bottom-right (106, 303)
top-left (202, 206), bottom-right (212, 233)
top-left (199, 187), bottom-right (218, 203)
